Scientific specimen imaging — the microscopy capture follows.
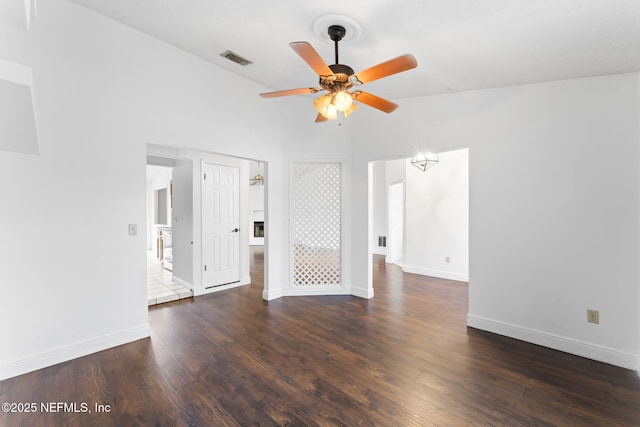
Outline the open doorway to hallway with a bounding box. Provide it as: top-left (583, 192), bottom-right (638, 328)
top-left (248, 161), bottom-right (265, 271)
top-left (146, 160), bottom-right (193, 305)
top-left (145, 146), bottom-right (268, 306)
top-left (370, 148), bottom-right (469, 286)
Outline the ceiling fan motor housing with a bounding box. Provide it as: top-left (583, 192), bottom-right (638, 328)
top-left (329, 64), bottom-right (354, 76)
top-left (321, 64), bottom-right (354, 92)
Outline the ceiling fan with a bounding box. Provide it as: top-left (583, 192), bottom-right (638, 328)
top-left (259, 25), bottom-right (418, 123)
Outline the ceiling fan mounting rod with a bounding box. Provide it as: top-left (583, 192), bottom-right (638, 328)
top-left (328, 25), bottom-right (346, 65)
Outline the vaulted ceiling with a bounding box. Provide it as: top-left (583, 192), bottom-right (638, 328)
top-left (69, 0), bottom-right (640, 100)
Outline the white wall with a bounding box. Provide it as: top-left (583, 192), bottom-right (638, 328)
top-left (371, 159), bottom-right (405, 258)
top-left (0, 1), bottom-right (38, 154)
top-left (403, 148), bottom-right (469, 282)
top-left (0, 0), bottom-right (35, 31)
top-left (385, 159), bottom-right (405, 184)
top-left (351, 73), bottom-right (639, 369)
top-left (264, 96), bottom-right (353, 299)
top-left (370, 161), bottom-right (387, 255)
top-left (171, 161), bottom-right (193, 286)
top-left (249, 185), bottom-right (265, 211)
top-left (0, 76), bottom-right (38, 154)
top-left (385, 159), bottom-right (406, 265)
top-left (0, 0), bottom-right (333, 380)
top-left (2, 0), bottom-right (638, 380)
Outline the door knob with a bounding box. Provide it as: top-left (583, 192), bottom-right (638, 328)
top-left (231, 228), bottom-right (239, 233)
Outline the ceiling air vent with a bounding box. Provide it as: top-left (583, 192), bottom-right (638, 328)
top-left (220, 50), bottom-right (252, 66)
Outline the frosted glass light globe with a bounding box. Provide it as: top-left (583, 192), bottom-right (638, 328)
top-left (334, 91), bottom-right (353, 112)
top-left (326, 103), bottom-right (338, 118)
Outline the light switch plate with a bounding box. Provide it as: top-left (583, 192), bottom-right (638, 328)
top-left (128, 223), bottom-right (137, 235)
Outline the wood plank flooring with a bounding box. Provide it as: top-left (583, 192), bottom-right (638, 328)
top-left (1, 247), bottom-right (639, 426)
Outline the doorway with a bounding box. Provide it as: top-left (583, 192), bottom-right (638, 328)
top-left (370, 149), bottom-right (469, 287)
top-left (387, 181), bottom-right (404, 266)
top-left (146, 145), bottom-right (268, 303)
top-left (146, 160), bottom-right (194, 305)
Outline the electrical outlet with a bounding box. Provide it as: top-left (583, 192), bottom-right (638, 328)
top-left (445, 256), bottom-right (450, 263)
top-left (587, 309), bottom-right (599, 324)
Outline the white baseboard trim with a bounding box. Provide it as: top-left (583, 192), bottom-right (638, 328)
top-left (194, 276), bottom-right (251, 297)
top-left (263, 287), bottom-right (284, 301)
top-left (283, 287), bottom-right (350, 297)
top-left (0, 324), bottom-right (150, 381)
top-left (351, 286), bottom-right (374, 299)
top-left (402, 265), bottom-right (468, 282)
top-left (467, 314), bottom-right (637, 370)
top-left (172, 275), bottom-right (193, 289)
top-left (262, 288), bottom-right (284, 301)
top-left (263, 286), bottom-right (374, 300)
top-left (386, 257), bottom-right (403, 267)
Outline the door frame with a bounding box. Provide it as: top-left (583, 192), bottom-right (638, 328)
top-left (146, 144), bottom-right (264, 298)
top-left (387, 180), bottom-right (404, 266)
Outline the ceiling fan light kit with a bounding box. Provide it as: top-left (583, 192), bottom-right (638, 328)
top-left (259, 19), bottom-right (417, 123)
top-left (250, 161), bottom-right (265, 185)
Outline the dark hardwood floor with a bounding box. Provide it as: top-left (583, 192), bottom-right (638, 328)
top-left (2, 247), bottom-right (639, 426)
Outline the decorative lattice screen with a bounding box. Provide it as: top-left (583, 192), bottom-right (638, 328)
top-left (291, 162), bottom-right (341, 287)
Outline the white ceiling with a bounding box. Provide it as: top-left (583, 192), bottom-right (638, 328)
top-left (68, 0), bottom-right (640, 100)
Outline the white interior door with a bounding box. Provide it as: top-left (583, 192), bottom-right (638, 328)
top-left (203, 163), bottom-right (240, 288)
top-left (388, 182), bottom-right (404, 266)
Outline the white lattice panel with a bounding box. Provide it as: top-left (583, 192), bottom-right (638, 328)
top-left (292, 162), bottom-right (341, 287)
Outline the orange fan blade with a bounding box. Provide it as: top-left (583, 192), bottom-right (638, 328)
top-left (315, 113), bottom-right (328, 123)
top-left (289, 42), bottom-right (335, 77)
top-left (354, 91), bottom-right (399, 113)
top-left (353, 54), bottom-right (417, 85)
top-left (260, 88), bottom-right (320, 98)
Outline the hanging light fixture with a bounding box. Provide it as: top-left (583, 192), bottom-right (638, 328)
top-left (313, 91), bottom-right (356, 120)
top-left (334, 90), bottom-right (353, 111)
top-left (250, 161), bottom-right (265, 185)
top-left (313, 94), bottom-right (338, 119)
top-left (411, 151), bottom-right (439, 171)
